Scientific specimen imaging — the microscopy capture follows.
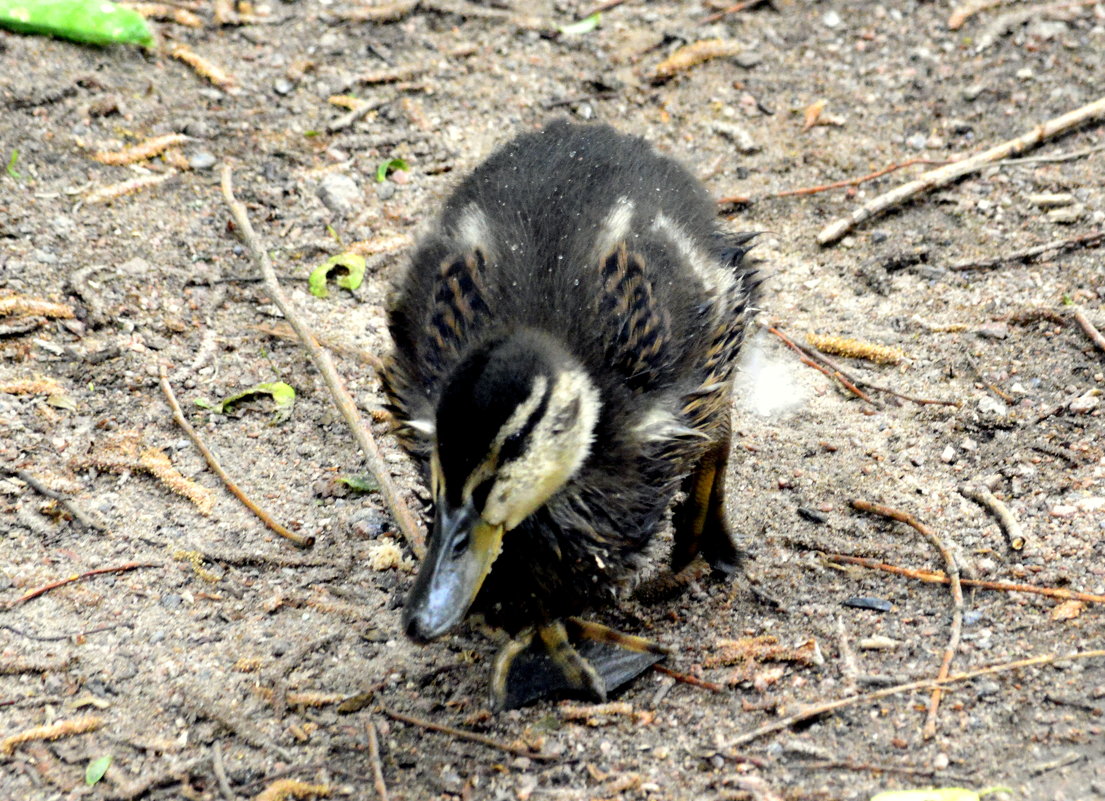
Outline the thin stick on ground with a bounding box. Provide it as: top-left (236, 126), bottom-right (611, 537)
top-left (720, 649), bottom-right (1105, 748)
top-left (767, 326), bottom-right (876, 405)
top-left (777, 327), bottom-right (959, 407)
top-left (652, 664), bottom-right (723, 692)
top-left (949, 229), bottom-right (1104, 271)
top-left (824, 553), bottom-right (1105, 603)
top-left (366, 717), bottom-right (390, 801)
top-left (159, 364), bottom-right (313, 549)
top-left (850, 499), bottom-right (962, 739)
top-left (700, 0), bottom-right (768, 25)
top-left (818, 95), bottom-right (1105, 244)
top-left (219, 165), bottom-right (426, 559)
top-left (8, 562), bottom-right (160, 608)
top-left (959, 484), bottom-right (1026, 550)
top-left (379, 705), bottom-right (558, 761)
top-left (1072, 308), bottom-right (1105, 355)
top-left (774, 158), bottom-right (947, 199)
top-left (0, 466), bottom-right (107, 532)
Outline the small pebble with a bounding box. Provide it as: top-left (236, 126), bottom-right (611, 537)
top-left (822, 10), bottom-right (841, 28)
top-left (316, 172), bottom-right (361, 217)
top-left (797, 506), bottom-right (827, 524)
top-left (1069, 394), bottom-right (1100, 414)
top-left (188, 150), bottom-right (217, 171)
top-left (858, 635), bottom-right (901, 650)
top-left (977, 395), bottom-right (1008, 416)
top-left (274, 78), bottom-right (295, 95)
top-left (1048, 204), bottom-right (1085, 224)
top-left (843, 596), bottom-right (892, 613)
top-left (940, 444), bottom-right (957, 464)
top-left (975, 322), bottom-right (1008, 339)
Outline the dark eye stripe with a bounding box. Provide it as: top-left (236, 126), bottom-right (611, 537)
top-left (499, 385), bottom-right (550, 464)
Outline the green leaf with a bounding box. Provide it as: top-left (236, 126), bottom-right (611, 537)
top-left (375, 158), bottom-right (409, 183)
top-left (338, 475), bottom-right (379, 493)
top-left (204, 382), bottom-right (297, 424)
top-left (558, 12), bottom-right (601, 35)
top-left (0, 0), bottom-right (154, 46)
top-left (6, 149), bottom-right (21, 180)
top-left (308, 253), bottom-right (366, 298)
top-left (85, 755), bottom-right (112, 786)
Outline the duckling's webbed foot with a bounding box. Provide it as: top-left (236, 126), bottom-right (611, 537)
top-left (490, 620), bottom-right (666, 710)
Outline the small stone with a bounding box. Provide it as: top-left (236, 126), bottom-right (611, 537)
top-left (1050, 505), bottom-right (1077, 518)
top-left (376, 182), bottom-right (397, 201)
top-left (1025, 192), bottom-right (1075, 208)
top-left (906, 132), bottom-right (927, 150)
top-left (316, 173), bottom-right (361, 217)
top-left (1048, 204), bottom-right (1084, 224)
top-left (933, 753), bottom-right (950, 771)
top-left (188, 151), bottom-right (217, 171)
top-left (1069, 394), bottom-right (1100, 414)
top-left (975, 322), bottom-right (1008, 339)
top-left (962, 83), bottom-right (985, 101)
top-left (843, 596), bottom-right (892, 613)
top-left (274, 78), bottom-right (295, 95)
top-left (977, 395), bottom-right (1008, 416)
top-left (712, 121), bottom-right (760, 153)
top-left (159, 593), bottom-right (183, 609)
top-left (941, 444), bottom-right (957, 464)
top-left (975, 679), bottom-right (1001, 697)
top-left (822, 10), bottom-right (841, 28)
top-left (735, 50), bottom-right (763, 68)
top-left (858, 635), bottom-right (901, 650)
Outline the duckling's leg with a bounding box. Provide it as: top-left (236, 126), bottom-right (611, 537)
top-left (671, 422), bottom-right (741, 574)
top-left (491, 620), bottom-right (665, 710)
top-left (566, 617), bottom-right (670, 657)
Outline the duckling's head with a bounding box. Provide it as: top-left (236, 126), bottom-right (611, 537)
top-left (403, 329), bottom-right (601, 642)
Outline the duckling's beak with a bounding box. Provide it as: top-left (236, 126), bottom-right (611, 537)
top-left (402, 499), bottom-right (505, 643)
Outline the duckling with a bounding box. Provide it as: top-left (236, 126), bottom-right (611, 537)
top-left (382, 119), bottom-right (757, 709)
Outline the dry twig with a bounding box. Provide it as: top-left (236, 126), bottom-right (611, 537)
top-left (0, 466), bottom-right (106, 532)
top-left (158, 364), bottom-right (312, 548)
top-left (818, 95), bottom-right (1105, 244)
top-left (652, 664), bottom-right (723, 692)
top-left (1072, 308), bottom-right (1105, 355)
top-left (366, 718), bottom-right (390, 801)
top-left (768, 326), bottom-right (876, 405)
top-left (959, 484), bottom-right (1026, 550)
top-left (948, 229), bottom-right (1104, 271)
top-left (700, 0), bottom-right (768, 25)
top-left (8, 562), bottom-right (160, 609)
top-left (721, 649), bottom-right (1105, 748)
top-left (824, 553), bottom-right (1105, 604)
top-left (851, 500), bottom-right (962, 739)
top-left (220, 165), bottom-right (425, 558)
top-left (380, 705), bottom-right (557, 761)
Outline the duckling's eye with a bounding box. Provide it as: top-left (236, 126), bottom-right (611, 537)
top-left (499, 429), bottom-right (528, 463)
top-left (470, 479), bottom-right (494, 515)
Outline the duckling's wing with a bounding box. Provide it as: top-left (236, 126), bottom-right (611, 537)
top-left (383, 246), bottom-right (493, 452)
top-left (597, 242), bottom-right (674, 390)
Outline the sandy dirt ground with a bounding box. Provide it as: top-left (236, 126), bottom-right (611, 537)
top-left (2, 1), bottom-right (1104, 799)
